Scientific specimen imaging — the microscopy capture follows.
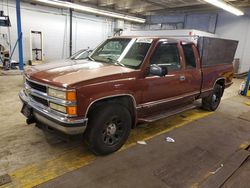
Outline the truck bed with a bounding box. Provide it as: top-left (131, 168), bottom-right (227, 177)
top-left (197, 37), bottom-right (237, 94)
top-left (198, 37), bottom-right (238, 67)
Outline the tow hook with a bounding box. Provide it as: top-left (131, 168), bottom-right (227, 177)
top-left (26, 117), bottom-right (35, 125)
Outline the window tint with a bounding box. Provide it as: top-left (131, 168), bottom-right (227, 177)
top-left (150, 42), bottom-right (180, 71)
top-left (182, 44), bottom-right (196, 68)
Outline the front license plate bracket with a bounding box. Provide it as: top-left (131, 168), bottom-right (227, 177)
top-left (21, 104), bottom-right (33, 119)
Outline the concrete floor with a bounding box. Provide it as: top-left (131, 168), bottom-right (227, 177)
top-left (36, 96), bottom-right (250, 188)
top-left (0, 75), bottom-right (249, 188)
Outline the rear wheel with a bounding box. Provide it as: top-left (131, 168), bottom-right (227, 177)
top-left (85, 103), bottom-right (131, 155)
top-left (202, 83), bottom-right (224, 111)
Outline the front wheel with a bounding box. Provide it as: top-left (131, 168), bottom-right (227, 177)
top-left (202, 84), bottom-right (224, 111)
top-left (85, 103), bottom-right (131, 155)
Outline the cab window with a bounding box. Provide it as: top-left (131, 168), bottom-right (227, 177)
top-left (182, 44), bottom-right (196, 68)
top-left (150, 42), bottom-right (180, 71)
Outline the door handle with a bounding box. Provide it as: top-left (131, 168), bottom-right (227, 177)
top-left (180, 75), bottom-right (186, 81)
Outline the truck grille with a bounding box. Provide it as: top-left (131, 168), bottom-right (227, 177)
top-left (25, 78), bottom-right (48, 107)
top-left (31, 95), bottom-right (49, 107)
top-left (26, 79), bottom-right (47, 93)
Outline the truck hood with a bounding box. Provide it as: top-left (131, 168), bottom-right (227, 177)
top-left (25, 59), bottom-right (135, 87)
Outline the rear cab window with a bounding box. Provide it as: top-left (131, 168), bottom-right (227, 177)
top-left (182, 43), bottom-right (196, 69)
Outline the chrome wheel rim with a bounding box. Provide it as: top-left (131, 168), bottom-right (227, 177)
top-left (102, 116), bottom-right (124, 146)
top-left (212, 94), bottom-right (218, 103)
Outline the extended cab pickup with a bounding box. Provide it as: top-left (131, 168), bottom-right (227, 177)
top-left (19, 36), bottom-right (238, 155)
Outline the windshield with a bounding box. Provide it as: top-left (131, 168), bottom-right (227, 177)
top-left (90, 38), bottom-right (152, 69)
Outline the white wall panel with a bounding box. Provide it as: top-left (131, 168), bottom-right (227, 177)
top-left (216, 12), bottom-right (250, 73)
top-left (72, 12), bottom-right (113, 53)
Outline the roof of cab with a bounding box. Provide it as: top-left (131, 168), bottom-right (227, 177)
top-left (111, 36), bottom-right (189, 43)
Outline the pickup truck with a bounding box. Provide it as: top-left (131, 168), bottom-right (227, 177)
top-left (19, 36), bottom-right (238, 155)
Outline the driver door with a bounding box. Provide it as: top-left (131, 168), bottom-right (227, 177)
top-left (138, 40), bottom-right (189, 115)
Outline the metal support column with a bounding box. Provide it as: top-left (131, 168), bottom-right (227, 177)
top-left (16, 0), bottom-right (24, 70)
top-left (69, 8), bottom-right (73, 56)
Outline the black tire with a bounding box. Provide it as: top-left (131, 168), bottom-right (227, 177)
top-left (202, 83), bottom-right (224, 111)
top-left (85, 103), bottom-right (131, 155)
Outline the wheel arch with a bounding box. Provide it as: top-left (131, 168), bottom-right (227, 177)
top-left (214, 77), bottom-right (226, 88)
top-left (213, 77), bottom-right (226, 97)
top-left (85, 94), bottom-right (137, 128)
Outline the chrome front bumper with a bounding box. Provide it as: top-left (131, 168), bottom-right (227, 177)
top-left (19, 90), bottom-right (88, 135)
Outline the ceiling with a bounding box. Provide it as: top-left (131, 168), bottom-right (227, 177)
top-left (30, 0), bottom-right (250, 17)
top-left (75, 0), bottom-right (250, 15)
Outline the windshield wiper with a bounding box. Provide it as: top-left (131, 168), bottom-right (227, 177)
top-left (107, 57), bottom-right (125, 67)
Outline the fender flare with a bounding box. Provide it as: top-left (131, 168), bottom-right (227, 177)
top-left (84, 94), bottom-right (137, 118)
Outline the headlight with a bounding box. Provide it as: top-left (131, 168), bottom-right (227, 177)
top-left (48, 88), bottom-right (76, 101)
top-left (50, 102), bottom-right (67, 113)
top-left (48, 87), bottom-right (77, 115)
top-left (48, 88), bottom-right (66, 100)
top-left (50, 102), bottom-right (77, 115)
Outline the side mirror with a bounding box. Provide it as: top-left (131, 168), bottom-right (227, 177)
top-left (149, 64), bottom-right (167, 77)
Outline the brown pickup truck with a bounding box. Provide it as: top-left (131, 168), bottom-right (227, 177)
top-left (19, 36), bottom-right (238, 155)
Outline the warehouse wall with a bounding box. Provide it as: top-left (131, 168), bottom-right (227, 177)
top-left (1, 1), bottom-right (249, 73)
top-left (147, 13), bottom-right (217, 33)
top-left (0, 0), bottom-right (113, 63)
top-left (216, 11), bottom-right (250, 74)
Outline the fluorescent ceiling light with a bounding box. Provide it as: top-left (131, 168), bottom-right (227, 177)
top-left (35, 0), bottom-right (146, 23)
top-left (204, 0), bottom-right (244, 16)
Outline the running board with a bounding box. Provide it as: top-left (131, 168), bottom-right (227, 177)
top-left (138, 104), bottom-right (197, 123)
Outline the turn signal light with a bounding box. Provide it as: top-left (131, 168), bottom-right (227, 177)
top-left (67, 106), bottom-right (77, 115)
top-left (66, 91), bottom-right (76, 101)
